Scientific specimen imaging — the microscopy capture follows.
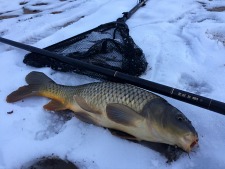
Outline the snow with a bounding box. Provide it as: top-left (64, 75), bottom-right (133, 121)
top-left (0, 0), bottom-right (225, 168)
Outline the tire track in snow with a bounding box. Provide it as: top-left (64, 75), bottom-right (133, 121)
top-left (21, 15), bottom-right (85, 45)
top-left (0, 0), bottom-right (110, 47)
top-left (175, 5), bottom-right (225, 96)
top-left (131, 1), bottom-right (216, 97)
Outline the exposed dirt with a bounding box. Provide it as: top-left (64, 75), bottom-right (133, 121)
top-left (0, 0), bottom-right (73, 21)
top-left (23, 7), bottom-right (42, 14)
top-left (207, 6), bottom-right (225, 12)
top-left (7, 110), bottom-right (14, 114)
top-left (51, 11), bottom-right (63, 14)
top-left (19, 1), bottom-right (28, 5)
top-left (0, 15), bottom-right (19, 20)
top-left (32, 3), bottom-right (49, 6)
top-left (197, 1), bottom-right (225, 12)
top-left (21, 156), bottom-right (79, 169)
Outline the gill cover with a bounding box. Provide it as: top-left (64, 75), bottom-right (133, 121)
top-left (141, 98), bottom-right (198, 145)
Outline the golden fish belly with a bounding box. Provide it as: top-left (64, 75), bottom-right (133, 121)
top-left (70, 101), bottom-right (151, 141)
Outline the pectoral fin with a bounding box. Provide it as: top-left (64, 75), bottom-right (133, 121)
top-left (106, 103), bottom-right (143, 127)
top-left (43, 100), bottom-right (67, 111)
top-left (74, 95), bottom-right (101, 114)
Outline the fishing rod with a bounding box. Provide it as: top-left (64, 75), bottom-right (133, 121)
top-left (0, 37), bottom-right (225, 116)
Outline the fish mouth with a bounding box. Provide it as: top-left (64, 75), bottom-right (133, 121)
top-left (190, 139), bottom-right (198, 149)
top-left (179, 133), bottom-right (198, 152)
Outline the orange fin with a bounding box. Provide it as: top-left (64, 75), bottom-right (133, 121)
top-left (43, 100), bottom-right (67, 111)
top-left (6, 84), bottom-right (40, 103)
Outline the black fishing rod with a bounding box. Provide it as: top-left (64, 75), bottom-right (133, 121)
top-left (0, 37), bottom-right (225, 116)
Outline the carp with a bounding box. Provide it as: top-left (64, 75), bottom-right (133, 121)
top-left (6, 71), bottom-right (198, 152)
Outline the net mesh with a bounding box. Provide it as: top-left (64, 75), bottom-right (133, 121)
top-left (23, 22), bottom-right (148, 80)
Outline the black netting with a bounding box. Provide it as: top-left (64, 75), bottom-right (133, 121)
top-left (23, 22), bottom-right (148, 80)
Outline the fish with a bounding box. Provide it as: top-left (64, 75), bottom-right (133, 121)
top-left (6, 71), bottom-right (198, 152)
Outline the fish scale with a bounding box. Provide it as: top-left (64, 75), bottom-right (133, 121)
top-left (73, 82), bottom-right (160, 113)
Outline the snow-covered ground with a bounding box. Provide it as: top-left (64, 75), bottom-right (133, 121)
top-left (1, 0), bottom-right (225, 168)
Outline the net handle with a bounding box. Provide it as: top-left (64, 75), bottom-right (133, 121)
top-left (0, 37), bottom-right (225, 116)
top-left (117, 0), bottom-right (148, 22)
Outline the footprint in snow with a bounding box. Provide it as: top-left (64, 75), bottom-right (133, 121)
top-left (179, 73), bottom-right (212, 95)
top-left (35, 110), bottom-right (74, 141)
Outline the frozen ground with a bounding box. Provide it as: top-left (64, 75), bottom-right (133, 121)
top-left (0, 0), bottom-right (225, 168)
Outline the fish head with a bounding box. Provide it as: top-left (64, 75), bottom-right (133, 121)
top-left (144, 99), bottom-right (198, 152)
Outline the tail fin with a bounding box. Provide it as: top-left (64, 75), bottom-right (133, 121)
top-left (6, 85), bottom-right (40, 103)
top-left (6, 71), bottom-right (55, 103)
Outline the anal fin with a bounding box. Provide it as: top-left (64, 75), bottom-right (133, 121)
top-left (43, 100), bottom-right (68, 111)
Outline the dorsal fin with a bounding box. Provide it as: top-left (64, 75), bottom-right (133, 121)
top-left (25, 71), bottom-right (55, 85)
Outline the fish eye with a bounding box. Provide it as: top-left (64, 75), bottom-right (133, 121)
top-left (177, 117), bottom-right (183, 121)
top-left (176, 115), bottom-right (184, 122)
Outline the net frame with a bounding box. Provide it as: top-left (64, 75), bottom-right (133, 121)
top-left (24, 21), bottom-right (148, 80)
